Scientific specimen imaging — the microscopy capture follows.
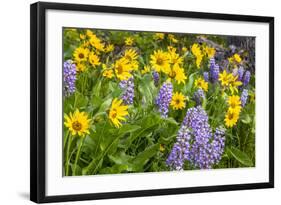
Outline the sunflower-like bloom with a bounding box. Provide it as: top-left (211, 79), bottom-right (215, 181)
top-left (123, 49), bottom-right (139, 70)
top-left (228, 95), bottom-right (242, 113)
top-left (155, 82), bottom-right (173, 118)
top-left (89, 34), bottom-right (104, 52)
top-left (125, 37), bottom-right (134, 46)
top-left (64, 109), bottom-right (90, 137)
top-left (219, 70), bottom-right (232, 87)
top-left (204, 46), bottom-right (216, 58)
top-left (63, 60), bottom-right (77, 96)
top-left (154, 33), bottom-right (165, 40)
top-left (150, 50), bottom-right (171, 74)
top-left (233, 53), bottom-right (242, 63)
top-left (228, 74), bottom-right (243, 94)
top-left (141, 65), bottom-right (150, 74)
top-left (194, 77), bottom-right (208, 92)
top-left (168, 64), bottom-right (187, 84)
top-left (191, 43), bottom-right (203, 68)
top-left (170, 92), bottom-right (186, 110)
top-left (224, 108), bottom-right (240, 128)
top-left (109, 98), bottom-right (129, 128)
top-left (168, 48), bottom-right (183, 66)
top-left (105, 44), bottom-right (114, 53)
top-left (89, 52), bottom-right (101, 67)
top-left (114, 58), bottom-right (132, 80)
top-left (73, 47), bottom-right (89, 63)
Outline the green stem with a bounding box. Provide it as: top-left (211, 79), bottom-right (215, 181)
top-left (73, 137), bottom-right (85, 176)
top-left (65, 132), bottom-right (72, 176)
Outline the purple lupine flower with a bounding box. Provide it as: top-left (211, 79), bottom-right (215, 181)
top-left (152, 71), bottom-right (160, 87)
top-left (63, 60), bottom-right (77, 96)
top-left (193, 89), bottom-right (205, 106)
top-left (209, 58), bottom-right (219, 82)
top-left (237, 66), bottom-right (244, 81)
top-left (243, 71), bottom-right (251, 86)
top-left (167, 106), bottom-right (226, 170)
top-left (166, 125), bottom-right (191, 170)
top-left (119, 77), bottom-right (134, 105)
top-left (155, 82), bottom-right (173, 118)
top-left (241, 89), bottom-right (248, 107)
top-left (203, 72), bottom-right (209, 82)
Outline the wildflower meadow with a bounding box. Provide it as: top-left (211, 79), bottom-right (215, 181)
top-left (63, 28), bottom-right (255, 176)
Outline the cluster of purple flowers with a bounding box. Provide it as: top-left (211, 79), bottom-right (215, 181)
top-left (209, 58), bottom-right (220, 83)
top-left (193, 89), bottom-right (205, 106)
top-left (237, 66), bottom-right (244, 81)
top-left (63, 60), bottom-right (77, 96)
top-left (243, 71), bottom-right (251, 86)
top-left (241, 89), bottom-right (248, 107)
top-left (155, 82), bottom-right (173, 118)
top-left (152, 71), bottom-right (160, 87)
top-left (166, 106), bottom-right (225, 170)
top-left (119, 77), bottom-right (135, 105)
top-left (203, 72), bottom-right (209, 82)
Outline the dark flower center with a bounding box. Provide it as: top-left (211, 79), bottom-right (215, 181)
top-left (79, 53), bottom-right (84, 59)
top-left (72, 121), bottom-right (82, 131)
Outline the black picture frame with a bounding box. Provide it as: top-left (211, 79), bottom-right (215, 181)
top-left (30, 1), bottom-right (274, 203)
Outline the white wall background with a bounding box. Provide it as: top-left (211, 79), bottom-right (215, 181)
top-left (0, 0), bottom-right (279, 204)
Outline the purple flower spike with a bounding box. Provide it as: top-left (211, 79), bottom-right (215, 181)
top-left (209, 58), bottom-right (219, 82)
top-left (241, 89), bottom-right (248, 107)
top-left (152, 71), bottom-right (160, 87)
top-left (167, 106), bottom-right (226, 170)
top-left (193, 89), bottom-right (205, 106)
top-left (119, 77), bottom-right (135, 105)
top-left (238, 66), bottom-right (244, 81)
top-left (155, 82), bottom-right (173, 118)
top-left (63, 60), bottom-right (77, 96)
top-left (203, 72), bottom-right (209, 82)
top-left (243, 71), bottom-right (251, 86)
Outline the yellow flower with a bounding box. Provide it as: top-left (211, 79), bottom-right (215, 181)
top-left (79, 34), bottom-right (86, 40)
top-left (88, 52), bottom-right (101, 67)
top-left (170, 92), bottom-right (186, 110)
top-left (233, 53), bottom-right (242, 63)
top-left (125, 37), bottom-right (134, 46)
top-left (103, 69), bottom-right (114, 79)
top-left (168, 64), bottom-right (187, 84)
top-left (89, 35), bottom-right (104, 52)
top-left (228, 74), bottom-right (243, 94)
top-left (154, 33), bottom-right (165, 40)
top-left (159, 144), bottom-right (165, 152)
top-left (182, 47), bottom-right (188, 52)
top-left (228, 95), bottom-right (242, 112)
top-left (86, 29), bottom-right (94, 38)
top-left (191, 43), bottom-right (203, 68)
top-left (109, 98), bottom-right (129, 128)
top-left (224, 108), bottom-right (239, 128)
top-left (114, 58), bottom-right (132, 80)
top-left (168, 34), bottom-right (178, 43)
top-left (73, 47), bottom-right (89, 62)
top-left (105, 44), bottom-right (114, 53)
top-left (141, 65), bottom-right (150, 74)
top-left (168, 48), bottom-right (183, 66)
top-left (124, 49), bottom-right (138, 61)
top-left (64, 109), bottom-right (90, 137)
top-left (219, 70), bottom-right (232, 86)
top-left (194, 77), bottom-right (208, 92)
top-left (204, 46), bottom-right (216, 58)
top-left (150, 50), bottom-right (171, 74)
top-left (76, 63), bottom-right (87, 72)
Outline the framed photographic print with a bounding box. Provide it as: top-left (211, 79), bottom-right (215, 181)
top-left (30, 1), bottom-right (274, 203)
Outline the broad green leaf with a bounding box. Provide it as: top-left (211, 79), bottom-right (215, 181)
top-left (241, 114), bottom-right (252, 124)
top-left (227, 147), bottom-right (253, 166)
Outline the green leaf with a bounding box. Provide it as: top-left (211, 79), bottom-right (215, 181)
top-left (185, 72), bottom-right (196, 93)
top-left (241, 114), bottom-right (252, 124)
top-left (227, 147), bottom-right (253, 166)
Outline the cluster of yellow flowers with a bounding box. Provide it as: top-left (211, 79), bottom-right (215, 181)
top-left (150, 47), bottom-right (187, 84)
top-left (218, 70), bottom-right (243, 94)
top-left (194, 77), bottom-right (208, 92)
top-left (191, 43), bottom-right (215, 69)
top-left (224, 95), bottom-right (242, 127)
